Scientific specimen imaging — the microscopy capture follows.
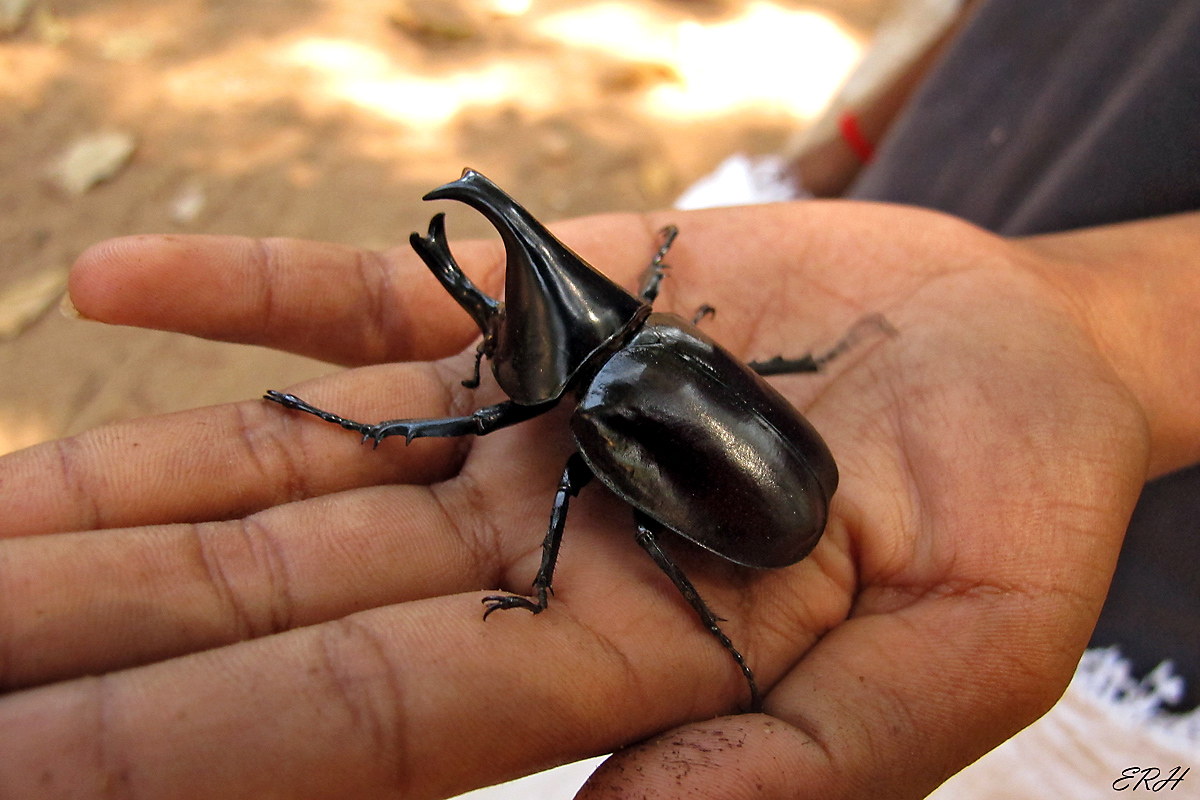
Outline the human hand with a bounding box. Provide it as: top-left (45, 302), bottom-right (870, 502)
top-left (1, 200), bottom-right (1182, 798)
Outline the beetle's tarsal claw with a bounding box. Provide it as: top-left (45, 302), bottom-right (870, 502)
top-left (359, 428), bottom-right (386, 449)
top-left (461, 344), bottom-right (486, 388)
top-left (264, 390), bottom-right (296, 408)
top-left (481, 594), bottom-right (544, 619)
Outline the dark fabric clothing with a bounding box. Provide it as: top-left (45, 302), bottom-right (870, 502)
top-left (851, 0), bottom-right (1200, 236)
top-left (848, 0), bottom-right (1200, 707)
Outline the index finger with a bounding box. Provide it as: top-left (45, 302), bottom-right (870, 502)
top-left (67, 216), bottom-right (666, 369)
top-left (69, 234), bottom-right (500, 368)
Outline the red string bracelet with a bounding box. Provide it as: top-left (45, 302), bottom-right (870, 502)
top-left (838, 110), bottom-right (875, 163)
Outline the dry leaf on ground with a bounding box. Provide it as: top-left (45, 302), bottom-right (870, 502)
top-left (46, 131), bottom-right (137, 196)
top-left (0, 267), bottom-right (69, 340)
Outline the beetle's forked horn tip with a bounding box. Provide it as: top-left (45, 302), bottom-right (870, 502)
top-left (422, 168), bottom-right (483, 203)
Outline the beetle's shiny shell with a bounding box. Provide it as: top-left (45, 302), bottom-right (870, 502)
top-left (570, 313), bottom-right (838, 568)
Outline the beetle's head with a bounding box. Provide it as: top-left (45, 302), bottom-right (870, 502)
top-left (414, 169), bottom-right (646, 405)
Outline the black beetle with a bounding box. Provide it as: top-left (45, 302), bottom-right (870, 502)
top-left (266, 169), bottom-right (842, 711)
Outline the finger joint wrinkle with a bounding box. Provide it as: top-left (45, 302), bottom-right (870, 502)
top-left (55, 438), bottom-right (103, 531)
top-left (234, 401), bottom-right (310, 505)
top-left (237, 515), bottom-right (296, 636)
top-left (318, 617), bottom-right (411, 793)
top-left (191, 522), bottom-right (257, 641)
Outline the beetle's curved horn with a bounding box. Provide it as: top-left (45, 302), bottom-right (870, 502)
top-left (409, 213), bottom-right (501, 342)
top-left (421, 169), bottom-right (645, 405)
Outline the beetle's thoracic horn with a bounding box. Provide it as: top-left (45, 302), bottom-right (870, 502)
top-left (421, 169), bottom-right (645, 405)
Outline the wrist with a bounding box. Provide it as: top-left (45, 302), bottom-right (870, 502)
top-left (1019, 212), bottom-right (1200, 477)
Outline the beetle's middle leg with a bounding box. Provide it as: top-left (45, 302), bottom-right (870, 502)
top-left (632, 511), bottom-right (762, 712)
top-left (637, 225), bottom-right (679, 304)
top-left (264, 392), bottom-right (555, 447)
top-left (749, 312), bottom-right (898, 376)
top-left (482, 452), bottom-right (593, 618)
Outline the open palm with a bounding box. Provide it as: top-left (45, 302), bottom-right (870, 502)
top-left (0, 200), bottom-right (1148, 799)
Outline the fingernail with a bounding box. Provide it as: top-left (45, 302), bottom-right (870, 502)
top-left (59, 291), bottom-right (87, 320)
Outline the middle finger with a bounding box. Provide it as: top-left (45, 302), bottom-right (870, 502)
top-left (0, 360), bottom-right (471, 539)
top-left (0, 482), bottom-right (483, 691)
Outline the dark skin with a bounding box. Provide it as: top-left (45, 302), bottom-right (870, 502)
top-left (2, 200), bottom-right (1198, 798)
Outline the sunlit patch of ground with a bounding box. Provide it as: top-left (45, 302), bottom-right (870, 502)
top-left (0, 0), bottom-right (884, 455)
top-left (538, 1), bottom-right (861, 118)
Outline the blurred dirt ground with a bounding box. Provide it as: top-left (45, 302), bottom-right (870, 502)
top-left (0, 0), bottom-right (891, 455)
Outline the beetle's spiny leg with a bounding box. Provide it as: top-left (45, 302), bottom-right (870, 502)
top-left (749, 312), bottom-right (898, 376)
top-left (263, 391), bottom-right (374, 436)
top-left (638, 224), bottom-right (679, 304)
top-left (266, 393), bottom-right (556, 448)
top-left (461, 343), bottom-right (486, 389)
top-left (747, 354), bottom-right (820, 375)
top-left (633, 511), bottom-right (761, 713)
top-left (362, 399), bottom-right (557, 448)
top-left (482, 453), bottom-right (593, 619)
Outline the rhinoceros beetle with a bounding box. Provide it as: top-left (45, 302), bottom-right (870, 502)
top-left (266, 169), bottom-right (843, 711)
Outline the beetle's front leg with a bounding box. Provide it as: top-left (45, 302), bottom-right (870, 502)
top-left (483, 453), bottom-right (593, 618)
top-left (264, 391), bottom-right (555, 447)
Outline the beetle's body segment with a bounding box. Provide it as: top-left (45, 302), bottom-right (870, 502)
top-left (265, 169), bottom-right (846, 712)
top-left (572, 312), bottom-right (836, 569)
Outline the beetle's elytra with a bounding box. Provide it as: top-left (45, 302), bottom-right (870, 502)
top-left (265, 169), bottom-right (839, 711)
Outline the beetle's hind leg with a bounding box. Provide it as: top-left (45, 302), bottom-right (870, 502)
top-left (633, 511), bottom-right (762, 712)
top-left (749, 312), bottom-right (898, 376)
top-left (483, 453), bottom-right (593, 618)
top-left (264, 392), bottom-right (555, 447)
top-left (637, 225), bottom-right (679, 304)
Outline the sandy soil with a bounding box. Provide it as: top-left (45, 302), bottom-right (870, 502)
top-left (0, 0), bottom-right (890, 455)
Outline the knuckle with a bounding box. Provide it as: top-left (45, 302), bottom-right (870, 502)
top-left (91, 675), bottom-right (135, 798)
top-left (252, 238), bottom-right (281, 340)
top-left (355, 247), bottom-right (404, 364)
top-left (55, 437), bottom-right (103, 531)
top-left (317, 618), bottom-right (410, 789)
top-left (237, 516), bottom-right (296, 636)
top-left (232, 401), bottom-right (312, 506)
top-left (430, 472), bottom-right (507, 587)
top-left (191, 519), bottom-right (289, 641)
